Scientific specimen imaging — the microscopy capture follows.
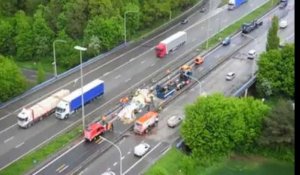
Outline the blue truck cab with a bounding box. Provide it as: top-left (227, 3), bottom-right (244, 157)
top-left (228, 0), bottom-right (248, 10)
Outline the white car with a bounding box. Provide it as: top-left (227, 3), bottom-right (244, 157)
top-left (167, 115), bottom-right (184, 128)
top-left (134, 143), bottom-right (151, 157)
top-left (279, 19), bottom-right (288, 29)
top-left (247, 49), bottom-right (257, 59)
top-left (226, 72), bottom-right (236, 81)
top-left (101, 171), bottom-right (116, 175)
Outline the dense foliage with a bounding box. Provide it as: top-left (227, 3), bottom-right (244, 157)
top-left (0, 55), bottom-right (27, 102)
top-left (266, 16), bottom-right (279, 51)
top-left (0, 0), bottom-right (198, 69)
top-left (256, 44), bottom-right (294, 98)
top-left (180, 93), bottom-right (270, 165)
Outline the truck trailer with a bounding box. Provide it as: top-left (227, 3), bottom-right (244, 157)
top-left (55, 79), bottom-right (104, 119)
top-left (155, 31), bottom-right (187, 58)
top-left (134, 111), bottom-right (158, 134)
top-left (228, 0), bottom-right (248, 10)
top-left (17, 89), bottom-right (70, 128)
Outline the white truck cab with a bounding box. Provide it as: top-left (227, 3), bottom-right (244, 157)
top-left (55, 100), bottom-right (71, 119)
top-left (17, 109), bottom-right (32, 128)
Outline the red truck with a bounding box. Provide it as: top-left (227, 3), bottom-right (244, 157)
top-left (84, 120), bottom-right (113, 142)
top-left (155, 31), bottom-right (187, 58)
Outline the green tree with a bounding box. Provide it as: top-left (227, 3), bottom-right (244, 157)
top-left (0, 55), bottom-right (27, 102)
top-left (257, 44), bottom-right (294, 98)
top-left (63, 0), bottom-right (88, 39)
top-left (88, 0), bottom-right (116, 18)
top-left (266, 16), bottom-right (279, 51)
top-left (32, 7), bottom-right (55, 60)
top-left (43, 0), bottom-right (65, 33)
top-left (37, 63), bottom-right (46, 84)
top-left (180, 93), bottom-right (269, 165)
top-left (257, 98), bottom-right (294, 147)
top-left (84, 16), bottom-right (123, 51)
top-left (0, 19), bottom-right (15, 55)
top-left (14, 10), bottom-right (34, 61)
top-left (148, 167), bottom-right (168, 175)
top-left (0, 0), bottom-right (18, 16)
top-left (123, 3), bottom-right (140, 39)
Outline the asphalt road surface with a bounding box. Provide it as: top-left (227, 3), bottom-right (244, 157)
top-left (0, 0), bottom-right (279, 170)
top-left (30, 1), bottom-right (295, 174)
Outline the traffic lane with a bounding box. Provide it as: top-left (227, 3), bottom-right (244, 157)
top-left (0, 0), bottom-right (272, 168)
top-left (0, 0), bottom-right (267, 130)
top-left (81, 135), bottom-right (154, 175)
top-left (123, 142), bottom-right (170, 175)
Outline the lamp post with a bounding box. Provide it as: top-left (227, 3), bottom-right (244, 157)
top-left (100, 136), bottom-right (122, 175)
top-left (169, 10), bottom-right (172, 20)
top-left (124, 11), bottom-right (138, 45)
top-left (74, 46), bottom-right (87, 132)
top-left (185, 73), bottom-right (205, 96)
top-left (206, 0), bottom-right (211, 49)
top-left (53, 39), bottom-right (66, 77)
top-left (242, 33), bottom-right (257, 77)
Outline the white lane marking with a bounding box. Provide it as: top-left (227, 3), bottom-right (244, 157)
top-left (0, 124), bottom-right (17, 135)
top-left (123, 142), bottom-right (162, 175)
top-left (107, 168), bottom-right (111, 171)
top-left (56, 164), bottom-right (65, 172)
top-left (103, 72), bottom-right (110, 76)
top-left (0, 113), bottom-right (12, 121)
top-left (4, 136), bottom-right (14, 143)
top-left (58, 165), bottom-right (69, 173)
top-left (114, 75), bottom-right (121, 79)
top-left (121, 156), bottom-right (125, 160)
top-left (32, 140), bottom-right (84, 175)
top-left (150, 63), bottom-right (155, 67)
top-left (125, 78), bottom-right (131, 82)
top-left (129, 58), bottom-right (134, 62)
top-left (113, 162), bottom-right (118, 166)
top-left (15, 142), bottom-right (24, 148)
top-left (127, 151), bottom-right (131, 155)
top-left (140, 60), bottom-right (146, 64)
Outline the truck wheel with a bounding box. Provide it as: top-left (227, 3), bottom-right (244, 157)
top-left (65, 115), bottom-right (69, 119)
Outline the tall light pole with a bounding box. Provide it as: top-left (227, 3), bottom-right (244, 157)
top-left (185, 73), bottom-right (205, 96)
top-left (100, 136), bottom-right (122, 175)
top-left (53, 39), bottom-right (66, 77)
top-left (124, 11), bottom-right (138, 45)
top-left (242, 33), bottom-right (257, 77)
top-left (169, 10), bottom-right (172, 20)
top-left (74, 46), bottom-right (87, 132)
top-left (206, 0), bottom-right (211, 49)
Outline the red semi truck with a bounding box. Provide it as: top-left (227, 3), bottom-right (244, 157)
top-left (155, 31), bottom-right (187, 58)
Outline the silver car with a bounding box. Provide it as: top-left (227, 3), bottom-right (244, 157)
top-left (226, 72), bottom-right (236, 81)
top-left (134, 143), bottom-right (151, 157)
top-left (101, 171), bottom-right (116, 175)
top-left (167, 115), bottom-right (184, 128)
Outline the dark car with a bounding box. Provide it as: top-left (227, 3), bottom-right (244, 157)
top-left (181, 18), bottom-right (189, 25)
top-left (279, 0), bottom-right (288, 9)
top-left (222, 37), bottom-right (231, 46)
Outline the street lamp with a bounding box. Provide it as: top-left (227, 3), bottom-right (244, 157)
top-left (74, 45), bottom-right (87, 132)
top-left (185, 73), bottom-right (205, 96)
top-left (100, 136), bottom-right (122, 175)
top-left (242, 33), bottom-right (257, 77)
top-left (53, 39), bottom-right (66, 77)
top-left (124, 10), bottom-right (139, 45)
top-left (169, 10), bottom-right (172, 20)
top-left (206, 0), bottom-right (211, 49)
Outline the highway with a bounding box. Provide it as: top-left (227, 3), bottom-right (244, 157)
top-left (29, 1), bottom-right (295, 174)
top-left (0, 0), bottom-right (274, 170)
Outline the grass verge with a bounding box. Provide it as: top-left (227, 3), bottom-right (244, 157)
top-left (0, 126), bottom-right (82, 175)
top-left (200, 0), bottom-right (280, 50)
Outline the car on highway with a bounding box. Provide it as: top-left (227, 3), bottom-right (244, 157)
top-left (134, 143), bottom-right (151, 157)
top-left (181, 18), bottom-right (189, 25)
top-left (279, 0), bottom-right (288, 9)
top-left (167, 115), bottom-right (184, 128)
top-left (247, 49), bottom-right (257, 59)
top-left (222, 36), bottom-right (231, 46)
top-left (279, 19), bottom-right (288, 29)
top-left (226, 72), bottom-right (236, 81)
top-left (101, 171), bottom-right (116, 175)
top-left (194, 56), bottom-right (204, 65)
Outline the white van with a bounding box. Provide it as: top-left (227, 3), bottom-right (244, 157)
top-left (247, 49), bottom-right (257, 59)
